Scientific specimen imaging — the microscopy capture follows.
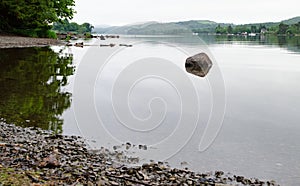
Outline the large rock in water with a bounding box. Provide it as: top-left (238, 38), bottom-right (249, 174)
top-left (185, 53), bottom-right (212, 77)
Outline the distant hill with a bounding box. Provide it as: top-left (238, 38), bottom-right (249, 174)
top-left (281, 16), bottom-right (300, 25)
top-left (93, 16), bottom-right (300, 35)
top-left (106, 22), bottom-right (162, 34)
top-left (95, 20), bottom-right (229, 34)
top-left (93, 26), bottom-right (117, 34)
top-left (242, 16), bottom-right (300, 28)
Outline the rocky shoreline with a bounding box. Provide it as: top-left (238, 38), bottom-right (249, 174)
top-left (0, 36), bottom-right (64, 48)
top-left (0, 122), bottom-right (279, 185)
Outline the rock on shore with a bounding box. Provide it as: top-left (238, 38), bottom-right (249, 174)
top-left (0, 36), bottom-right (64, 48)
top-left (0, 122), bottom-right (279, 185)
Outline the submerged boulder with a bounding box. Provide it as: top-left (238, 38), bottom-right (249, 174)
top-left (185, 53), bottom-right (212, 77)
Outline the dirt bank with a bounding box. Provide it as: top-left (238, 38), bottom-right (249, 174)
top-left (0, 36), bottom-right (64, 48)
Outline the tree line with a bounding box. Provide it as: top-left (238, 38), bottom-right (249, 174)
top-left (215, 22), bottom-right (300, 35)
top-left (53, 19), bottom-right (94, 34)
top-left (0, 0), bottom-right (93, 38)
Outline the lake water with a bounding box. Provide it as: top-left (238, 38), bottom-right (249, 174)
top-left (1, 35), bottom-right (300, 185)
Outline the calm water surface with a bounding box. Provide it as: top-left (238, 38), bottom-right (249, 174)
top-left (1, 35), bottom-right (300, 185)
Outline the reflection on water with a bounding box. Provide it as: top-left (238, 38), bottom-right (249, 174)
top-left (65, 35), bottom-right (300, 185)
top-left (211, 35), bottom-right (300, 53)
top-left (1, 35), bottom-right (300, 185)
top-left (125, 34), bottom-right (300, 54)
top-left (0, 47), bottom-right (74, 133)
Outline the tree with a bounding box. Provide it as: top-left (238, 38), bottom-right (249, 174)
top-left (215, 25), bottom-right (226, 34)
top-left (259, 24), bottom-right (266, 31)
top-left (227, 25), bottom-right (233, 34)
top-left (0, 0), bottom-right (75, 36)
top-left (53, 20), bottom-right (94, 34)
top-left (82, 23), bottom-right (94, 33)
top-left (251, 25), bottom-right (257, 33)
top-left (277, 23), bottom-right (289, 35)
top-left (294, 22), bottom-right (300, 33)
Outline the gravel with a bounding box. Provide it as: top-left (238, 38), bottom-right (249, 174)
top-left (0, 122), bottom-right (279, 185)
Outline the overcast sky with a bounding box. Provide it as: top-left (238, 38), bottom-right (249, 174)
top-left (72, 0), bottom-right (299, 26)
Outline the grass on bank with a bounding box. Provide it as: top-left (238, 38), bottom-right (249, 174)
top-left (0, 166), bottom-right (31, 186)
top-left (10, 29), bottom-right (57, 39)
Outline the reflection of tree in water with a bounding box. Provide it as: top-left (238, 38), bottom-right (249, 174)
top-left (209, 35), bottom-right (300, 53)
top-left (277, 36), bottom-right (287, 46)
top-left (0, 47), bottom-right (74, 133)
top-left (271, 36), bottom-right (300, 53)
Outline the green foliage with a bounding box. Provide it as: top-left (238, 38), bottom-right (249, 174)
top-left (227, 25), bottom-right (233, 34)
top-left (215, 24), bottom-right (227, 34)
top-left (215, 25), bottom-right (258, 34)
top-left (214, 21), bottom-right (300, 35)
top-left (0, 47), bottom-right (74, 133)
top-left (11, 29), bottom-right (39, 38)
top-left (84, 32), bottom-right (92, 38)
top-left (53, 19), bottom-right (94, 34)
top-left (177, 20), bottom-right (218, 33)
top-left (46, 30), bottom-right (57, 39)
top-left (287, 22), bottom-right (300, 34)
top-left (281, 16), bottom-right (300, 25)
top-left (278, 23), bottom-right (289, 34)
top-left (0, 0), bottom-right (75, 37)
top-left (251, 25), bottom-right (257, 33)
top-left (267, 26), bottom-right (277, 33)
top-left (233, 25), bottom-right (251, 34)
top-left (6, 28), bottom-right (57, 38)
top-left (0, 167), bottom-right (32, 186)
top-left (65, 35), bottom-right (71, 41)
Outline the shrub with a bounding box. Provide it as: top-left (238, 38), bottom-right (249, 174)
top-left (12, 29), bottom-right (39, 37)
top-left (45, 30), bottom-right (57, 39)
top-left (11, 28), bottom-right (57, 38)
top-left (84, 32), bottom-right (92, 38)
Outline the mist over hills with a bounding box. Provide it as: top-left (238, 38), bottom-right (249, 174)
top-left (93, 16), bottom-right (300, 34)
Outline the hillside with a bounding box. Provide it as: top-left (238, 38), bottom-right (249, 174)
top-left (242, 16), bottom-right (300, 29)
top-left (282, 16), bottom-right (300, 25)
top-left (94, 16), bottom-right (300, 35)
top-left (93, 20), bottom-right (224, 34)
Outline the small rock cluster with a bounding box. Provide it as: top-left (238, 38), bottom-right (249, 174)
top-left (0, 122), bottom-right (279, 185)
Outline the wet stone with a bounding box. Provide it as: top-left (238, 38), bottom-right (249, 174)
top-left (185, 52), bottom-right (212, 77)
top-left (0, 122), bottom-right (279, 185)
